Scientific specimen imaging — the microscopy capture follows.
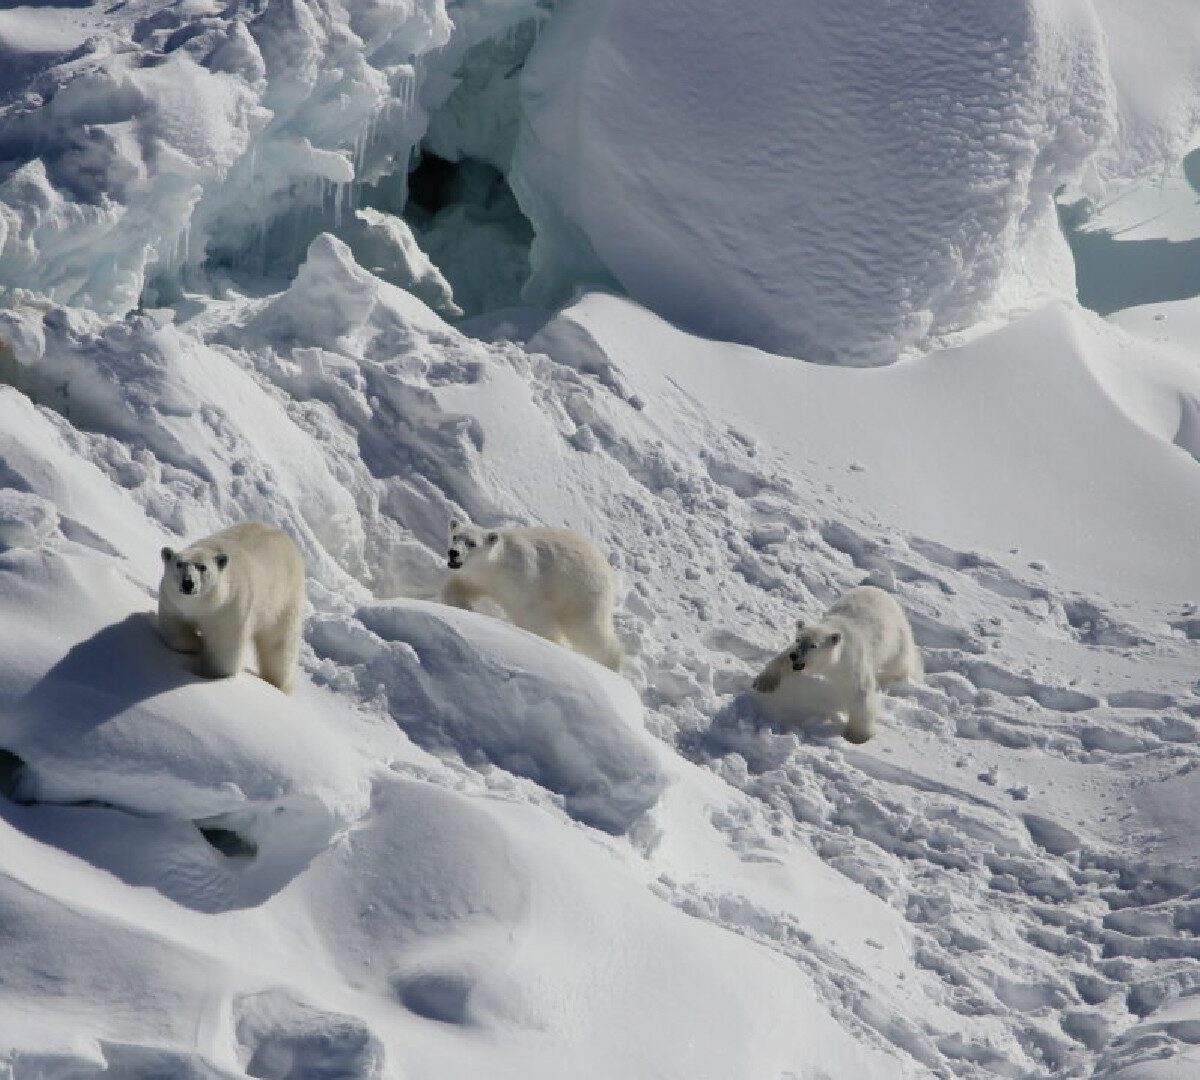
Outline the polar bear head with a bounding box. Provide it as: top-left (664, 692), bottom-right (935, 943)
top-left (788, 621), bottom-right (842, 673)
top-left (161, 544), bottom-right (229, 608)
top-left (446, 519), bottom-right (500, 572)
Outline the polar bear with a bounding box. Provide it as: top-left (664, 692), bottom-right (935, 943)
top-left (752, 585), bottom-right (921, 743)
top-left (158, 522), bottom-right (306, 693)
top-left (441, 518), bottom-right (623, 671)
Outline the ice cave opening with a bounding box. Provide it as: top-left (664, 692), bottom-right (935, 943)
top-left (356, 148), bottom-right (535, 321)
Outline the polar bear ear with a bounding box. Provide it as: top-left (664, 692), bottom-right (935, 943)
top-left (214, 553), bottom-right (229, 571)
top-left (486, 531), bottom-right (499, 545)
top-left (795, 619), bottom-right (806, 633)
top-left (161, 546), bottom-right (175, 563)
top-left (449, 518), bottom-right (462, 532)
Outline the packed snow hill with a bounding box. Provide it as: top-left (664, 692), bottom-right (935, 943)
top-left (3, 0), bottom-right (1200, 1077)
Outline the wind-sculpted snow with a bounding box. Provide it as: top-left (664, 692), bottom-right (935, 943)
top-left (314, 600), bottom-right (667, 833)
top-left (513, 0), bottom-right (1115, 363)
top-left (4, 209), bottom-right (1200, 1072)
top-left (0, 340), bottom-right (889, 1072)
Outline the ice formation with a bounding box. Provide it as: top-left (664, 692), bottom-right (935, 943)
top-left (0, 0), bottom-right (547, 317)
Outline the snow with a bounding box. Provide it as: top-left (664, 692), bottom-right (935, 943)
top-left (512, 0), bottom-right (1116, 364)
top-left (3, 0), bottom-right (1200, 1076)
top-left (522, 290), bottom-right (1200, 604)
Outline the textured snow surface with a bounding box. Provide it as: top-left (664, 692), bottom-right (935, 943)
top-left (512, 0), bottom-right (1200, 364)
top-left (3, 0), bottom-right (1200, 1077)
top-left (512, 0), bottom-right (1117, 363)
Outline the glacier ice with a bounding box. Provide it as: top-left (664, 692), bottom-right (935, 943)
top-left (0, 0), bottom-right (545, 317)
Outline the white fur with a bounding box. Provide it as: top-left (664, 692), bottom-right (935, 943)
top-left (752, 585), bottom-right (922, 743)
top-left (158, 522), bottom-right (306, 693)
top-left (441, 518), bottom-right (622, 671)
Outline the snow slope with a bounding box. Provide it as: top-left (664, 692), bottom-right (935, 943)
top-left (3, 0), bottom-right (1200, 1077)
top-left (0, 406), bottom-right (900, 1077)
top-left (2, 230), bottom-right (1200, 1076)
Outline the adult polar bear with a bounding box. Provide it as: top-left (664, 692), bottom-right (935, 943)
top-left (442, 519), bottom-right (623, 671)
top-left (753, 586), bottom-right (921, 743)
top-left (158, 522), bottom-right (305, 693)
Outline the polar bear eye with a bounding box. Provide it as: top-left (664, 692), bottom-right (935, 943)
top-left (196, 563), bottom-right (208, 573)
top-left (176, 561), bottom-right (185, 570)
top-left (466, 539), bottom-right (477, 549)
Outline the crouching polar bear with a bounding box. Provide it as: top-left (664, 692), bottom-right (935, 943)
top-left (752, 585), bottom-right (921, 743)
top-left (158, 522), bottom-right (305, 693)
top-left (442, 518), bottom-right (623, 671)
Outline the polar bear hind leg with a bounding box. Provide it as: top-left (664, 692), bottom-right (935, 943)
top-left (255, 610), bottom-right (302, 694)
top-left (901, 636), bottom-right (924, 683)
top-left (569, 613), bottom-right (623, 672)
top-left (882, 631), bottom-right (923, 685)
top-left (878, 622), bottom-right (923, 686)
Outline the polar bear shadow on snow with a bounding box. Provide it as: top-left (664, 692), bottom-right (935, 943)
top-left (18, 611), bottom-right (195, 734)
top-left (751, 585), bottom-right (923, 743)
top-left (158, 522), bottom-right (306, 694)
top-left (440, 517), bottom-right (623, 672)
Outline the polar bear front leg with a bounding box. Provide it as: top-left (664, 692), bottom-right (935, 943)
top-left (842, 676), bottom-right (880, 744)
top-left (158, 599), bottom-right (201, 655)
top-left (197, 612), bottom-right (247, 680)
top-left (442, 575), bottom-right (485, 611)
top-left (752, 649), bottom-right (792, 693)
top-left (254, 612), bottom-right (302, 694)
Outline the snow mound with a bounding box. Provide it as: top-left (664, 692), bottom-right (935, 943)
top-left (513, 0), bottom-right (1115, 363)
top-left (4, 2), bottom-right (1200, 1072)
top-left (0, 543), bottom-right (374, 827)
top-left (313, 599), bottom-right (667, 834)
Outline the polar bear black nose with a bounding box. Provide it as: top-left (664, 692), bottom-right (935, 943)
top-left (181, 578), bottom-right (195, 594)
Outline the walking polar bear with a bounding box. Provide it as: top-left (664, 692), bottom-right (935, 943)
top-left (753, 585), bottom-right (921, 743)
top-left (442, 518), bottom-right (623, 671)
top-left (158, 522), bottom-right (306, 693)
